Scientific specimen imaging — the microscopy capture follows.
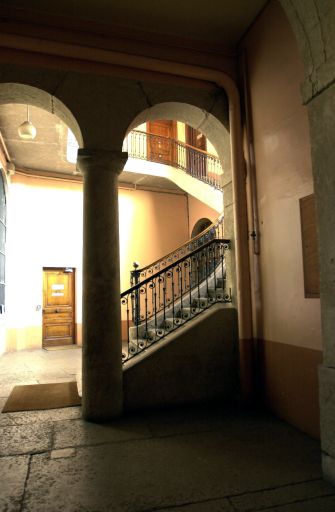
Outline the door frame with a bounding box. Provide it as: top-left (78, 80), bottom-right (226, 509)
top-left (42, 266), bottom-right (76, 348)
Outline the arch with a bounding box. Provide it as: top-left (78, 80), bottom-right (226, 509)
top-left (123, 91), bottom-right (252, 399)
top-left (0, 83), bottom-right (83, 147)
top-left (126, 102), bottom-right (231, 173)
top-left (191, 218), bottom-right (212, 238)
top-left (279, 0), bottom-right (335, 483)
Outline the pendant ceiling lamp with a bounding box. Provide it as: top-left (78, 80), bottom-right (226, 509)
top-left (18, 105), bottom-right (37, 140)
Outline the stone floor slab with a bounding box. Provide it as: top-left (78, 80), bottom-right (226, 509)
top-left (260, 494), bottom-right (335, 511)
top-left (230, 479), bottom-right (335, 511)
top-left (0, 349), bottom-right (331, 512)
top-left (0, 406), bottom-right (81, 427)
top-left (146, 407), bottom-right (281, 439)
top-left (23, 426), bottom-right (323, 512)
top-left (0, 422), bottom-right (53, 456)
top-left (0, 374), bottom-right (39, 398)
top-left (53, 416), bottom-right (152, 449)
top-left (157, 499), bottom-right (234, 511)
top-left (0, 454), bottom-right (30, 512)
top-left (50, 448), bottom-right (76, 459)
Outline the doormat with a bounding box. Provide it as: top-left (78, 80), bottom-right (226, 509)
top-left (2, 381), bottom-right (81, 413)
top-left (43, 345), bottom-right (81, 351)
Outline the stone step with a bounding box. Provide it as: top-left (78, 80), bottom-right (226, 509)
top-left (129, 327), bottom-right (165, 342)
top-left (207, 287), bottom-right (225, 301)
top-left (161, 317), bottom-right (184, 331)
top-left (192, 297), bottom-right (209, 309)
top-left (122, 338), bottom-right (147, 360)
top-left (215, 277), bottom-right (225, 289)
top-left (175, 306), bottom-right (198, 320)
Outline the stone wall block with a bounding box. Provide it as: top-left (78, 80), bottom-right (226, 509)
top-left (319, 365), bottom-right (335, 459)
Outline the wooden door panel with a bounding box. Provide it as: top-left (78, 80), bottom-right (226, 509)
top-left (43, 268), bottom-right (75, 348)
top-left (185, 125), bottom-right (207, 178)
top-left (147, 120), bottom-right (176, 164)
top-left (44, 273), bottom-right (72, 307)
top-left (44, 323), bottom-right (72, 339)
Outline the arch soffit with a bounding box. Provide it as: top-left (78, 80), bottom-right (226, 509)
top-left (191, 218), bottom-right (212, 238)
top-left (0, 65), bottom-right (232, 156)
top-left (0, 82), bottom-right (83, 146)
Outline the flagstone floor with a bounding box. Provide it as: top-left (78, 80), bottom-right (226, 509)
top-left (0, 348), bottom-right (335, 512)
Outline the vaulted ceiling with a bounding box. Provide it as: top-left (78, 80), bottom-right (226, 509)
top-left (0, 0), bottom-right (268, 187)
top-left (0, 0), bottom-right (268, 51)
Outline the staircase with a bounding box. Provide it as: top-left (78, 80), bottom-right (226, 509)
top-left (118, 144), bottom-right (239, 409)
top-left (121, 213), bottom-right (231, 363)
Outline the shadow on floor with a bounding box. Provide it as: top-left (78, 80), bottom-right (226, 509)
top-left (0, 349), bottom-right (334, 511)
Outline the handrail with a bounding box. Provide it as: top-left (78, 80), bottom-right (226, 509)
top-left (123, 237), bottom-right (229, 298)
top-left (130, 212), bottom-right (224, 283)
top-left (177, 139), bottom-right (217, 158)
top-left (124, 129), bottom-right (224, 191)
top-left (121, 237), bottom-right (231, 362)
top-left (129, 129), bottom-right (221, 159)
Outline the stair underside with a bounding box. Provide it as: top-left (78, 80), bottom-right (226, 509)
top-left (123, 304), bottom-right (238, 411)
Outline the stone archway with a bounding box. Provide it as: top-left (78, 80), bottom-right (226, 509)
top-left (127, 101), bottom-right (231, 177)
top-left (0, 82), bottom-right (85, 356)
top-left (124, 102), bottom-right (235, 299)
top-left (0, 48), bottom-right (253, 420)
top-left (124, 98), bottom-right (253, 404)
top-left (278, 0), bottom-right (335, 483)
top-left (191, 218), bottom-right (212, 238)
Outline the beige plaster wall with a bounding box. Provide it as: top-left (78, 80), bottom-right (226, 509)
top-left (187, 195), bottom-right (219, 238)
top-left (241, 0), bottom-right (321, 352)
top-left (240, 0), bottom-right (322, 437)
top-left (5, 174), bottom-right (189, 351)
top-left (5, 175), bottom-right (83, 351)
top-left (119, 188), bottom-right (189, 291)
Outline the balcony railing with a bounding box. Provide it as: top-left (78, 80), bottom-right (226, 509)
top-left (123, 130), bottom-right (223, 191)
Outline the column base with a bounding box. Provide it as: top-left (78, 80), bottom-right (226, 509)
top-left (319, 365), bottom-right (335, 485)
top-left (322, 453), bottom-right (335, 485)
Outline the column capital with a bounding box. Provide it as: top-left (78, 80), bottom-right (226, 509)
top-left (77, 149), bottom-right (128, 175)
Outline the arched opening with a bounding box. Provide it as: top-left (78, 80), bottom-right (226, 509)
top-left (120, 104), bottom-right (229, 294)
top-left (0, 84), bottom-right (83, 362)
top-left (119, 101), bottom-right (235, 384)
top-left (191, 218), bottom-right (212, 238)
top-left (126, 101), bottom-right (231, 174)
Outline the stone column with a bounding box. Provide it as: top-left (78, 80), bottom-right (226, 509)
top-left (77, 149), bottom-right (128, 421)
top-left (308, 84), bottom-right (335, 483)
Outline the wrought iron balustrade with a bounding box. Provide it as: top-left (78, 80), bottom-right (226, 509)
top-left (123, 130), bottom-right (223, 191)
top-left (121, 238), bottom-right (231, 362)
top-left (130, 212), bottom-right (224, 284)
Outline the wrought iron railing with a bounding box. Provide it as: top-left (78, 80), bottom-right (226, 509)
top-left (121, 238), bottom-right (231, 362)
top-left (123, 130), bottom-right (223, 191)
top-left (130, 213), bottom-right (224, 284)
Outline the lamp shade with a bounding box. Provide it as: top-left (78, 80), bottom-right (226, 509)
top-left (18, 120), bottom-right (37, 140)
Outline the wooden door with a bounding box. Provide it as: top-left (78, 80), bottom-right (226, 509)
top-left (42, 268), bottom-right (75, 347)
top-left (185, 125), bottom-right (207, 178)
top-left (147, 120), bottom-right (176, 165)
